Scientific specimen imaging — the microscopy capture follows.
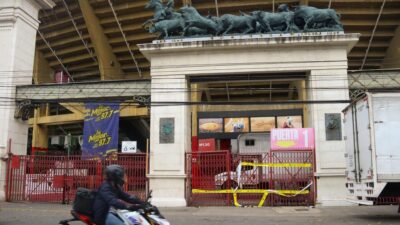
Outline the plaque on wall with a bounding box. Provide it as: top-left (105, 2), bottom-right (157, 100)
top-left (325, 113), bottom-right (342, 141)
top-left (160, 118), bottom-right (174, 143)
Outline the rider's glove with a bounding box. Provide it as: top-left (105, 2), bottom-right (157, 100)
top-left (143, 203), bottom-right (154, 212)
top-left (127, 204), bottom-right (142, 211)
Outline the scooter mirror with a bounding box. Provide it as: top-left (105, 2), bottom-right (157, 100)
top-left (147, 190), bottom-right (153, 202)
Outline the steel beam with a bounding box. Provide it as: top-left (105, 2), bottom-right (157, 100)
top-left (16, 80), bottom-right (151, 102)
top-left (79, 0), bottom-right (124, 80)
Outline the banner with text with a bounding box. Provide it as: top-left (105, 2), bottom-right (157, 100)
top-left (271, 128), bottom-right (315, 151)
top-left (82, 103), bottom-right (119, 159)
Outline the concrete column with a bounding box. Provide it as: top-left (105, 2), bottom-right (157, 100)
top-left (148, 74), bottom-right (190, 207)
top-left (0, 0), bottom-right (55, 201)
top-left (308, 68), bottom-right (351, 206)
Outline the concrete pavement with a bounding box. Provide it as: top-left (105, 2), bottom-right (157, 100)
top-left (0, 202), bottom-right (399, 225)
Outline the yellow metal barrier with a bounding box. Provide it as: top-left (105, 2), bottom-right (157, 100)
top-left (192, 188), bottom-right (310, 207)
top-left (240, 162), bottom-right (312, 168)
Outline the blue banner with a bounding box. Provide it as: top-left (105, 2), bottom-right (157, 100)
top-left (82, 103), bottom-right (119, 160)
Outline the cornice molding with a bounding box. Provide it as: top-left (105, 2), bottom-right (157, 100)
top-left (0, 7), bottom-right (39, 29)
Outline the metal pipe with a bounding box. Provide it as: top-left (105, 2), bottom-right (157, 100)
top-left (273, 0), bottom-right (275, 13)
top-left (360, 0), bottom-right (386, 70)
top-left (215, 0), bottom-right (219, 17)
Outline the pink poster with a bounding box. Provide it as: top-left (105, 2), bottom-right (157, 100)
top-left (271, 128), bottom-right (315, 151)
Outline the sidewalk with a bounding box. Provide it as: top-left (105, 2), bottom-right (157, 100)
top-left (0, 202), bottom-right (399, 225)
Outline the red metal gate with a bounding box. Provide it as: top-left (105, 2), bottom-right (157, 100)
top-left (186, 151), bottom-right (315, 206)
top-left (6, 154), bottom-right (147, 203)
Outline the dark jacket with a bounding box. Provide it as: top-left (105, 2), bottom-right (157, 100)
top-left (93, 181), bottom-right (143, 225)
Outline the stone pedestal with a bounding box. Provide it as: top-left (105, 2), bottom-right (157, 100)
top-left (139, 32), bottom-right (359, 206)
top-left (0, 0), bottom-right (55, 201)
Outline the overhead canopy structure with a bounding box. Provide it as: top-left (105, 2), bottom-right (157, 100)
top-left (34, 0), bottom-right (400, 82)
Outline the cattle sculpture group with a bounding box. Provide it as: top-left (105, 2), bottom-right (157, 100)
top-left (143, 0), bottom-right (343, 38)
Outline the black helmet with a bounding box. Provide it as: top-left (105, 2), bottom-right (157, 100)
top-left (105, 164), bottom-right (125, 186)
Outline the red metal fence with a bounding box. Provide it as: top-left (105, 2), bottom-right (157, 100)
top-left (186, 151), bottom-right (315, 207)
top-left (6, 154), bottom-right (147, 203)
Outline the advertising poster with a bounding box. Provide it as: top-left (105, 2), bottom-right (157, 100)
top-left (82, 103), bottom-right (119, 160)
top-left (277, 116), bottom-right (303, 128)
top-left (250, 117), bottom-right (276, 132)
top-left (271, 128), bottom-right (315, 151)
top-left (224, 117), bottom-right (249, 133)
top-left (199, 118), bottom-right (223, 133)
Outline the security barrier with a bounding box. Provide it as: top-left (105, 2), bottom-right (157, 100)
top-left (5, 154), bottom-right (147, 203)
top-left (186, 151), bottom-right (315, 207)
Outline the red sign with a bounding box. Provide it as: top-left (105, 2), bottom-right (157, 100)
top-left (198, 138), bottom-right (216, 152)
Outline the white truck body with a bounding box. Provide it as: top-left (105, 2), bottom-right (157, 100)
top-left (343, 92), bottom-right (400, 205)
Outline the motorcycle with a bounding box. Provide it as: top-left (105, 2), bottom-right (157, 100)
top-left (59, 190), bottom-right (170, 225)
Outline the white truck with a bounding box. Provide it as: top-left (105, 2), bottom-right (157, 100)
top-left (343, 92), bottom-right (400, 211)
top-left (215, 133), bottom-right (270, 189)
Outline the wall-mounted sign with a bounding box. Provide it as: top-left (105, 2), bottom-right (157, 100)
top-left (198, 138), bottom-right (216, 152)
top-left (199, 118), bottom-right (223, 133)
top-left (121, 141), bottom-right (137, 153)
top-left (224, 117), bottom-right (249, 133)
top-left (325, 113), bottom-right (342, 141)
top-left (277, 116), bottom-right (303, 128)
top-left (271, 128), bottom-right (315, 150)
top-left (250, 117), bottom-right (276, 132)
top-left (160, 118), bottom-right (174, 143)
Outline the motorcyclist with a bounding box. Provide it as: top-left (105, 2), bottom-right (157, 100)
top-left (93, 164), bottom-right (144, 225)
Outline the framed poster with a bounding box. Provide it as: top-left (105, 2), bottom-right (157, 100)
top-left (224, 117), bottom-right (249, 133)
top-left (160, 118), bottom-right (174, 143)
top-left (250, 117), bottom-right (276, 132)
top-left (199, 118), bottom-right (223, 133)
top-left (277, 116), bottom-right (303, 128)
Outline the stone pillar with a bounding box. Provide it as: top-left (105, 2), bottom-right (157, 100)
top-left (307, 68), bottom-right (352, 206)
top-left (0, 0), bottom-right (55, 201)
top-left (148, 74), bottom-right (191, 207)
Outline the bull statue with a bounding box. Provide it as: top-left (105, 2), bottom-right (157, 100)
top-left (180, 6), bottom-right (219, 36)
top-left (143, 0), bottom-right (344, 39)
top-left (143, 0), bottom-right (175, 26)
top-left (294, 5), bottom-right (343, 31)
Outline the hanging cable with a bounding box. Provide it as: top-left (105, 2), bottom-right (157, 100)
top-left (37, 30), bottom-right (74, 82)
top-left (108, 0), bottom-right (142, 77)
top-left (61, 0), bottom-right (97, 63)
top-left (328, 0), bottom-right (332, 9)
top-left (360, 0), bottom-right (386, 70)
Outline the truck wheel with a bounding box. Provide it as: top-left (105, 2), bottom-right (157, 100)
top-left (221, 180), bottom-right (238, 190)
